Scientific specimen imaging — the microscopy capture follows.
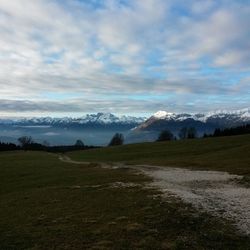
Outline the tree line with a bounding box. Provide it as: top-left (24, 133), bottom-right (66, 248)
top-left (156, 127), bottom-right (198, 142)
top-left (203, 124), bottom-right (250, 138)
top-left (0, 124), bottom-right (249, 151)
top-left (0, 133), bottom-right (125, 151)
top-left (101, 124), bottom-right (250, 146)
top-left (0, 142), bottom-right (21, 151)
top-left (0, 136), bottom-right (97, 152)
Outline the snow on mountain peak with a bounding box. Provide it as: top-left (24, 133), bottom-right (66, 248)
top-left (0, 113), bottom-right (147, 126)
top-left (153, 111), bottom-right (173, 119)
top-left (150, 108), bottom-right (250, 123)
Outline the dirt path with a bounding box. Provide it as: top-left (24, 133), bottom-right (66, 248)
top-left (58, 154), bottom-right (90, 165)
top-left (58, 155), bottom-right (250, 235)
top-left (137, 165), bottom-right (250, 235)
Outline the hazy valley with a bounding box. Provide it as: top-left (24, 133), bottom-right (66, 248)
top-left (1, 108), bottom-right (249, 146)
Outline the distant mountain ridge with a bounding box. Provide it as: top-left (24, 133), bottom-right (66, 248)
top-left (151, 108), bottom-right (250, 123)
top-left (136, 108), bottom-right (250, 130)
top-left (0, 113), bottom-right (147, 145)
top-left (0, 113), bottom-right (146, 127)
top-left (0, 109), bottom-right (249, 145)
top-left (128, 108), bottom-right (250, 143)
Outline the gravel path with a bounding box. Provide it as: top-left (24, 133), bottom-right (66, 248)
top-left (58, 155), bottom-right (250, 235)
top-left (137, 165), bottom-right (250, 235)
top-left (58, 154), bottom-right (90, 164)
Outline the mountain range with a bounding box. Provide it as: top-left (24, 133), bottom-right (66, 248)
top-left (127, 108), bottom-right (250, 142)
top-left (0, 113), bottom-right (146, 145)
top-left (0, 108), bottom-right (249, 145)
top-left (137, 108), bottom-right (250, 129)
top-left (0, 113), bottom-right (146, 128)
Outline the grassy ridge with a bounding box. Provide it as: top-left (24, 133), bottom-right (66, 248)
top-left (1, 151), bottom-right (250, 249)
top-left (69, 134), bottom-right (250, 176)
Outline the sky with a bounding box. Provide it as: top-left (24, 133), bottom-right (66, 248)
top-left (0, 0), bottom-right (249, 117)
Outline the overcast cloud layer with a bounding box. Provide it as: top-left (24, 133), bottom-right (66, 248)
top-left (0, 0), bottom-right (249, 116)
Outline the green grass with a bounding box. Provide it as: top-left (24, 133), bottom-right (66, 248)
top-left (69, 134), bottom-right (250, 176)
top-left (1, 151), bottom-right (250, 249)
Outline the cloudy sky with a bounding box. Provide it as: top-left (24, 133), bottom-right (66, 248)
top-left (0, 0), bottom-right (249, 117)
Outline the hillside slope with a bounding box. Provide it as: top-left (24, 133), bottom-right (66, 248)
top-left (126, 108), bottom-right (250, 143)
top-left (1, 151), bottom-right (249, 249)
top-left (69, 134), bottom-right (250, 175)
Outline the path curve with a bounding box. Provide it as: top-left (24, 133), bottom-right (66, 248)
top-left (58, 154), bottom-right (250, 235)
top-left (58, 154), bottom-right (90, 165)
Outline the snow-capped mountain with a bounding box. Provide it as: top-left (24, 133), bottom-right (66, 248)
top-left (0, 113), bottom-right (147, 146)
top-left (150, 108), bottom-right (250, 123)
top-left (0, 113), bottom-right (146, 127)
top-left (127, 108), bottom-right (250, 143)
top-left (0, 109), bottom-right (249, 145)
top-left (137, 108), bottom-right (250, 129)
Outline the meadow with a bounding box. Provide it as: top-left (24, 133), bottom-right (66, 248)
top-left (1, 134), bottom-right (250, 249)
top-left (69, 134), bottom-right (250, 176)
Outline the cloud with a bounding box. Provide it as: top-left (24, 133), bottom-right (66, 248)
top-left (0, 0), bottom-right (249, 115)
top-left (0, 90), bottom-right (249, 116)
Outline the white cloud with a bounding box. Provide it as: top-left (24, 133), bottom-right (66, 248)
top-left (0, 0), bottom-right (249, 115)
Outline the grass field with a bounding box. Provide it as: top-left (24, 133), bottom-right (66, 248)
top-left (0, 151), bottom-right (249, 249)
top-left (69, 134), bottom-right (250, 176)
top-left (1, 135), bottom-right (250, 249)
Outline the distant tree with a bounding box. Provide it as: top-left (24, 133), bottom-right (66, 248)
top-left (0, 141), bottom-right (20, 151)
top-left (43, 140), bottom-right (50, 147)
top-left (108, 133), bottom-right (124, 146)
top-left (28, 142), bottom-right (44, 151)
top-left (187, 127), bottom-right (197, 139)
top-left (75, 139), bottom-right (84, 147)
top-left (178, 127), bottom-right (188, 139)
top-left (213, 128), bottom-right (221, 137)
top-left (18, 136), bottom-right (33, 150)
top-left (210, 124), bottom-right (250, 137)
top-left (203, 133), bottom-right (208, 138)
top-left (157, 130), bottom-right (174, 141)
